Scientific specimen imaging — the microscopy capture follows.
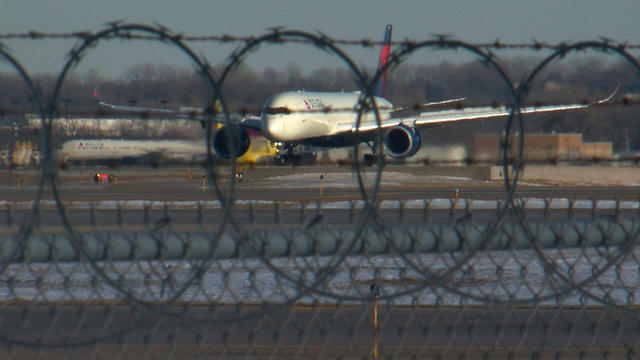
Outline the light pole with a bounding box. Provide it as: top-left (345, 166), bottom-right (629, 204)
top-left (127, 99), bottom-right (137, 135)
top-left (60, 98), bottom-right (71, 121)
top-left (370, 282), bottom-right (380, 359)
top-left (60, 98), bottom-right (71, 137)
top-left (10, 100), bottom-right (20, 138)
top-left (160, 99), bottom-right (169, 134)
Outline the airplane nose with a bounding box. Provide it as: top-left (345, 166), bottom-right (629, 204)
top-left (262, 114), bottom-right (283, 141)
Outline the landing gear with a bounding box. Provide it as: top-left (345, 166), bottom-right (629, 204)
top-left (275, 153), bottom-right (301, 165)
top-left (363, 154), bottom-right (384, 166)
top-left (275, 153), bottom-right (317, 165)
top-left (274, 142), bottom-right (295, 165)
top-left (363, 141), bottom-right (385, 166)
top-left (273, 142), bottom-right (316, 165)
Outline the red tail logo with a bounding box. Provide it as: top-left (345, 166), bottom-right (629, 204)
top-left (374, 25), bottom-right (392, 98)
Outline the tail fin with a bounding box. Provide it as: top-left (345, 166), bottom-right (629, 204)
top-left (374, 24), bottom-right (392, 98)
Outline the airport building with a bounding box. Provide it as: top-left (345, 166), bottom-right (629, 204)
top-left (473, 133), bottom-right (613, 163)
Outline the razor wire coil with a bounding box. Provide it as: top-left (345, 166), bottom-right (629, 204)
top-left (0, 23), bottom-right (639, 358)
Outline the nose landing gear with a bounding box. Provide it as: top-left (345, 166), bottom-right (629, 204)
top-left (273, 142), bottom-right (316, 165)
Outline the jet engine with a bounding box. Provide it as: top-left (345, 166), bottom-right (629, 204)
top-left (383, 124), bottom-right (422, 158)
top-left (212, 125), bottom-right (251, 159)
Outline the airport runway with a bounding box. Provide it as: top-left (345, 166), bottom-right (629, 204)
top-left (1, 165), bottom-right (640, 202)
top-left (0, 165), bottom-right (638, 358)
top-left (2, 203), bottom-right (638, 231)
top-left (0, 304), bottom-right (636, 359)
top-left (0, 164), bottom-right (638, 230)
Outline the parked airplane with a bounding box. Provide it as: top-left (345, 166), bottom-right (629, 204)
top-left (95, 25), bottom-right (617, 164)
top-left (64, 93), bottom-right (276, 166)
top-left (56, 136), bottom-right (276, 167)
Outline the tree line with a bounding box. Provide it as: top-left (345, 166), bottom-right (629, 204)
top-left (1, 56), bottom-right (639, 150)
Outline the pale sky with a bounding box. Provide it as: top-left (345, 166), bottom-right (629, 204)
top-left (1, 0), bottom-right (639, 77)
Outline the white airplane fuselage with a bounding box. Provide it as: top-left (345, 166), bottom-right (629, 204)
top-left (56, 139), bottom-right (206, 163)
top-left (56, 137), bottom-right (277, 165)
top-left (260, 91), bottom-right (393, 143)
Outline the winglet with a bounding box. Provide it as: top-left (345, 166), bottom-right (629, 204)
top-left (595, 84), bottom-right (620, 104)
top-left (93, 87), bottom-right (101, 102)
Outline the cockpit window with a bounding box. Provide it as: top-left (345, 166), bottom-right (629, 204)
top-left (265, 106), bottom-right (292, 115)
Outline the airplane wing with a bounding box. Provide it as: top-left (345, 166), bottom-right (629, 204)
top-left (345, 89), bottom-right (618, 133)
top-left (93, 89), bottom-right (263, 131)
top-left (390, 97), bottom-right (466, 113)
top-left (94, 89), bottom-right (197, 117)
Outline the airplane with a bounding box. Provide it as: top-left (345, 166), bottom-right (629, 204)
top-left (94, 25), bottom-right (618, 164)
top-left (62, 93), bottom-right (276, 166)
top-left (56, 138), bottom-right (206, 166)
top-left (56, 134), bottom-right (276, 167)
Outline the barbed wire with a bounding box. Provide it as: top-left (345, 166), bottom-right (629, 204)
top-left (0, 22), bottom-right (639, 358)
top-left (2, 30), bottom-right (640, 52)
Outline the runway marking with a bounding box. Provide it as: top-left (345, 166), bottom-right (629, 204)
top-left (0, 198), bottom-right (638, 210)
